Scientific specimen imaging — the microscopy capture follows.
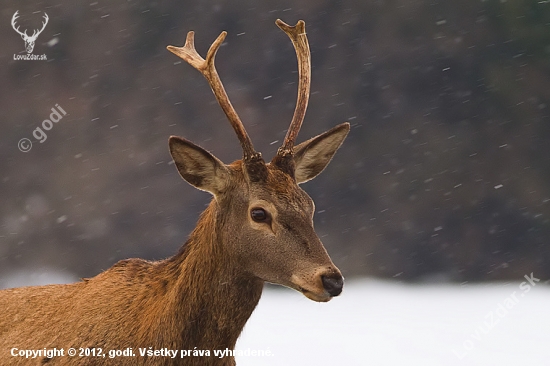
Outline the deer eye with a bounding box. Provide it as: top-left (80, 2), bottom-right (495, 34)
top-left (250, 208), bottom-right (269, 223)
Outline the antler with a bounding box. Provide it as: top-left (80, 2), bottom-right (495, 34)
top-left (11, 11), bottom-right (48, 40)
top-left (167, 32), bottom-right (260, 162)
top-left (11, 11), bottom-right (27, 37)
top-left (30, 13), bottom-right (49, 40)
top-left (275, 19), bottom-right (311, 157)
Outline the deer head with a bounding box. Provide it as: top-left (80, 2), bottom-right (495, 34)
top-left (11, 11), bottom-right (49, 54)
top-left (166, 20), bottom-right (349, 302)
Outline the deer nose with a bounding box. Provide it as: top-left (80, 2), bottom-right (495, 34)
top-left (321, 273), bottom-right (343, 297)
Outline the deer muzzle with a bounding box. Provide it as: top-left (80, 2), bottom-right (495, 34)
top-left (291, 266), bottom-right (344, 302)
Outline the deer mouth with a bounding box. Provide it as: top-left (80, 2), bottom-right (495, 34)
top-left (289, 276), bottom-right (333, 302)
top-left (299, 287), bottom-right (333, 302)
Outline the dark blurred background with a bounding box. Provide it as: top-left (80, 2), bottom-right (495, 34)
top-left (1, 0), bottom-right (549, 285)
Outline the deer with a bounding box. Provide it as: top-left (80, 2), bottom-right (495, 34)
top-left (11, 10), bottom-right (49, 54)
top-left (0, 19), bottom-right (349, 365)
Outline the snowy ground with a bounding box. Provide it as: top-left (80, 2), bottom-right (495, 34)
top-left (2, 271), bottom-right (549, 365)
top-left (236, 278), bottom-right (550, 366)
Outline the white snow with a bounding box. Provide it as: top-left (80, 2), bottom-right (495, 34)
top-left (0, 268), bottom-right (77, 289)
top-left (236, 278), bottom-right (550, 366)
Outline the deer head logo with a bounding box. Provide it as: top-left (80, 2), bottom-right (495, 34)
top-left (11, 11), bottom-right (49, 54)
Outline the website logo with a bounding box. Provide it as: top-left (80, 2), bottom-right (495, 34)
top-left (11, 10), bottom-right (48, 61)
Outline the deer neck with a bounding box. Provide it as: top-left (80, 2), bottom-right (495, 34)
top-left (155, 199), bottom-right (263, 350)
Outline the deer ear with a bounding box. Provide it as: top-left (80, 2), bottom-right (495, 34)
top-left (169, 136), bottom-right (230, 195)
top-left (293, 123), bottom-right (350, 184)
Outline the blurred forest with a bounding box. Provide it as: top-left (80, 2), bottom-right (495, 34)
top-left (1, 0), bottom-right (549, 284)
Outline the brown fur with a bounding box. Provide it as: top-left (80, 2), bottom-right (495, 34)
top-left (0, 196), bottom-right (261, 365)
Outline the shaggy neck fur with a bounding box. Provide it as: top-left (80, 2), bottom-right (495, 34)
top-left (138, 199), bottom-right (264, 356)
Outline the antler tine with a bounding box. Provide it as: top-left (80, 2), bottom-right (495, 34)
top-left (39, 13), bottom-right (49, 33)
top-left (167, 31), bottom-right (260, 162)
top-left (276, 19), bottom-right (311, 156)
